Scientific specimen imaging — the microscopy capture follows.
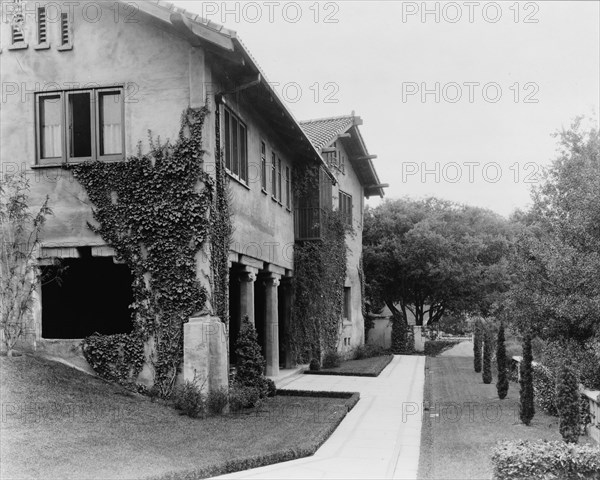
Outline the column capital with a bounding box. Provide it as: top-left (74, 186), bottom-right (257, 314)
top-left (239, 266), bottom-right (259, 283)
top-left (262, 272), bottom-right (281, 288)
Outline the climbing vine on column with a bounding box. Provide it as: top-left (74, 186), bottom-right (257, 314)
top-left (71, 107), bottom-right (213, 397)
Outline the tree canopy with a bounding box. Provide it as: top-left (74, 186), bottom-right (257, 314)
top-left (363, 197), bottom-right (513, 326)
top-left (506, 118), bottom-right (600, 341)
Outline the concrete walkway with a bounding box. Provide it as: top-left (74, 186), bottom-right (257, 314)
top-left (215, 355), bottom-right (426, 480)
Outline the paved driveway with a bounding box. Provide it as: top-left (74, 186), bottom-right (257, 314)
top-left (215, 355), bottom-right (426, 480)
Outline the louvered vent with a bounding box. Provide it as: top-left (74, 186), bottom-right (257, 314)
top-left (60, 13), bottom-right (70, 46)
top-left (37, 7), bottom-right (47, 44)
top-left (11, 24), bottom-right (24, 44)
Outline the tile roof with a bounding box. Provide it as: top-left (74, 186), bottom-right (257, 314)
top-left (299, 116), bottom-right (356, 150)
top-left (148, 0), bottom-right (237, 37)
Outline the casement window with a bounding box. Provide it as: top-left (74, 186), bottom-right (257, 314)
top-left (277, 157), bottom-right (282, 203)
top-left (325, 141), bottom-right (346, 174)
top-left (339, 190), bottom-right (353, 226)
top-left (35, 87), bottom-right (125, 165)
top-left (271, 152), bottom-right (277, 200)
top-left (260, 141), bottom-right (267, 192)
top-left (285, 166), bottom-right (291, 209)
top-left (223, 107), bottom-right (248, 184)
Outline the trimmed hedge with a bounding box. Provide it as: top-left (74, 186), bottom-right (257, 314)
top-left (424, 340), bottom-right (460, 357)
top-left (491, 440), bottom-right (600, 480)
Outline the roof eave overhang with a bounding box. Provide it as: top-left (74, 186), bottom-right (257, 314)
top-left (133, 2), bottom-right (335, 184)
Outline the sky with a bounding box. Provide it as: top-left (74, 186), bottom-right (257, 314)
top-left (171, 0), bottom-right (600, 217)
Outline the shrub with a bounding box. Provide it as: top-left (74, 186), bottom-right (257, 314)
top-left (496, 323), bottom-right (509, 399)
top-left (473, 320), bottom-right (483, 373)
top-left (541, 338), bottom-right (600, 391)
top-left (322, 350), bottom-right (342, 369)
top-left (264, 378), bottom-right (277, 398)
top-left (424, 340), bottom-right (458, 357)
top-left (353, 344), bottom-right (385, 360)
top-left (532, 363), bottom-right (558, 415)
top-left (235, 316), bottom-right (266, 392)
top-left (207, 387), bottom-right (229, 415)
top-left (483, 328), bottom-right (493, 384)
top-left (229, 383), bottom-right (261, 411)
top-left (519, 335), bottom-right (535, 426)
top-left (171, 379), bottom-right (206, 418)
top-left (309, 358), bottom-right (321, 371)
top-left (491, 440), bottom-right (600, 480)
top-left (556, 363), bottom-right (580, 444)
top-left (440, 314), bottom-right (471, 336)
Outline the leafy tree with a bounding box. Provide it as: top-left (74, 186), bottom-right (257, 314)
top-left (1, 173), bottom-right (52, 356)
top-left (496, 323), bottom-right (509, 399)
top-left (555, 363), bottom-right (580, 444)
top-left (473, 319), bottom-right (483, 373)
top-left (507, 118), bottom-right (600, 343)
top-left (363, 198), bottom-right (512, 329)
top-left (482, 328), bottom-right (493, 384)
top-left (519, 335), bottom-right (535, 425)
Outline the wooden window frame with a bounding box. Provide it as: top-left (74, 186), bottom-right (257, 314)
top-left (285, 165), bottom-right (291, 210)
top-left (277, 157), bottom-right (282, 205)
top-left (260, 140), bottom-right (267, 193)
top-left (222, 106), bottom-right (248, 185)
top-left (35, 87), bottom-right (125, 166)
top-left (271, 152), bottom-right (277, 201)
top-left (339, 190), bottom-right (353, 226)
top-left (343, 287), bottom-right (352, 321)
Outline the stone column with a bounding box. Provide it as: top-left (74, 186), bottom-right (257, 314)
top-left (264, 273), bottom-right (281, 377)
top-left (239, 267), bottom-right (257, 325)
top-left (280, 277), bottom-right (294, 369)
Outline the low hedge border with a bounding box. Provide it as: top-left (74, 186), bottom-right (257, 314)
top-left (491, 440), bottom-right (600, 480)
top-left (303, 354), bottom-right (393, 377)
top-left (149, 391), bottom-right (360, 480)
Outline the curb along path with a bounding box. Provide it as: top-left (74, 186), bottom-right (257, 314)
top-left (215, 355), bottom-right (426, 480)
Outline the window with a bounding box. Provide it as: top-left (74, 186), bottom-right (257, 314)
top-left (285, 166), bottom-right (291, 209)
top-left (223, 107), bottom-right (248, 183)
top-left (343, 287), bottom-right (351, 321)
top-left (339, 190), bottom-right (353, 226)
top-left (58, 12), bottom-right (72, 50)
top-left (271, 152), bottom-right (277, 200)
top-left (260, 141), bottom-right (267, 192)
top-left (325, 141), bottom-right (346, 174)
top-left (36, 87), bottom-right (125, 165)
top-left (277, 157), bottom-right (282, 203)
top-left (9, 7), bottom-right (27, 49)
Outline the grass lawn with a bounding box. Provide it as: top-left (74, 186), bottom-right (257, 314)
top-left (304, 354), bottom-right (393, 377)
top-left (1, 355), bottom-right (357, 480)
top-left (418, 354), bottom-right (579, 480)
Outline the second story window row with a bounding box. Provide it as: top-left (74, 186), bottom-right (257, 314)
top-left (5, 5), bottom-right (72, 51)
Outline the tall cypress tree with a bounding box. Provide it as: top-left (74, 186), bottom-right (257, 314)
top-left (519, 334), bottom-right (535, 425)
top-left (482, 328), bottom-right (493, 384)
top-left (496, 323), bottom-right (509, 399)
top-left (556, 363), bottom-right (580, 443)
top-left (473, 320), bottom-right (483, 373)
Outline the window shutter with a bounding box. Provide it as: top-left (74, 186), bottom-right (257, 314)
top-left (38, 7), bottom-right (47, 44)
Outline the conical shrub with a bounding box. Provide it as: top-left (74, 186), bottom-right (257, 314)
top-left (555, 363), bottom-right (580, 443)
top-left (482, 328), bottom-right (493, 384)
top-left (519, 334), bottom-right (535, 425)
top-left (496, 323), bottom-right (509, 399)
top-left (473, 319), bottom-right (483, 373)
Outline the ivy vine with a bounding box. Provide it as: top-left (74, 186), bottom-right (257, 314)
top-left (288, 164), bottom-right (349, 363)
top-left (71, 107), bottom-right (219, 397)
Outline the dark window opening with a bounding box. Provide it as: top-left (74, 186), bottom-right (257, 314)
top-left (260, 141), bottom-right (267, 191)
top-left (42, 256), bottom-right (134, 339)
top-left (69, 92), bottom-right (92, 158)
top-left (343, 287), bottom-right (351, 320)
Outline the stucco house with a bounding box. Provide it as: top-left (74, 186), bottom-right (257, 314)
top-left (0, 0), bottom-right (384, 384)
